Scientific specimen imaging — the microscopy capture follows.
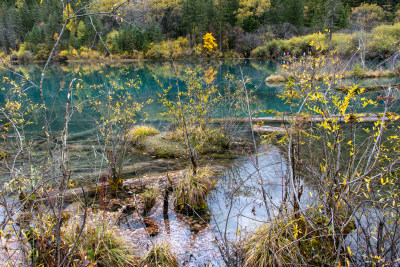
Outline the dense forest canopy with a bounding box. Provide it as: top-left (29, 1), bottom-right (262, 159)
top-left (1, 0), bottom-right (400, 59)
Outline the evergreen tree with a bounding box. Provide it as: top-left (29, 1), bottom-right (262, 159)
top-left (304, 0), bottom-right (325, 29)
top-left (283, 0), bottom-right (304, 28)
top-left (181, 0), bottom-right (213, 45)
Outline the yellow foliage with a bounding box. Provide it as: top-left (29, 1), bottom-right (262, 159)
top-left (63, 3), bottom-right (78, 34)
top-left (203, 33), bottom-right (217, 52)
top-left (146, 37), bottom-right (191, 59)
top-left (236, 0), bottom-right (271, 25)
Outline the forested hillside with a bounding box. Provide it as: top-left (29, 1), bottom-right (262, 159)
top-left (1, 0), bottom-right (400, 60)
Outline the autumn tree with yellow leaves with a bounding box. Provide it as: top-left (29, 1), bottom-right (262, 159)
top-left (203, 33), bottom-right (218, 55)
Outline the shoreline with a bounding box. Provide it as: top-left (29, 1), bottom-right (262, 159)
top-left (266, 71), bottom-right (400, 87)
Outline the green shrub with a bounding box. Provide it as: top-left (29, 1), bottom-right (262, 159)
top-left (251, 46), bottom-right (269, 58)
top-left (106, 30), bottom-right (121, 54)
top-left (372, 23), bottom-right (400, 37)
top-left (286, 35), bottom-right (315, 55)
top-left (367, 23), bottom-right (400, 58)
top-left (15, 43), bottom-right (34, 61)
top-left (140, 242), bottom-right (178, 267)
top-left (74, 47), bottom-right (102, 60)
top-left (35, 44), bottom-right (51, 60)
top-left (331, 33), bottom-right (358, 56)
top-left (59, 50), bottom-right (69, 61)
top-left (16, 50), bottom-right (34, 61)
top-left (268, 39), bottom-right (285, 54)
top-left (223, 50), bottom-right (242, 59)
top-left (0, 51), bottom-right (6, 61)
top-left (395, 10), bottom-right (400, 22)
top-left (351, 64), bottom-right (364, 77)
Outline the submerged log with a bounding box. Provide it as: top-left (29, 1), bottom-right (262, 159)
top-left (36, 165), bottom-right (225, 204)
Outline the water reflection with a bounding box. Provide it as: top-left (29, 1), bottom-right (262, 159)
top-left (209, 146), bottom-right (287, 239)
top-left (117, 147), bottom-right (288, 266)
top-left (0, 60), bottom-right (287, 135)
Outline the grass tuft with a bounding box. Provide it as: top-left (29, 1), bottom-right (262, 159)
top-left (266, 74), bottom-right (287, 84)
top-left (174, 167), bottom-right (215, 215)
top-left (62, 216), bottom-right (137, 266)
top-left (140, 241), bottom-right (178, 267)
top-left (127, 125), bottom-right (160, 145)
top-left (244, 211), bottom-right (355, 266)
top-left (142, 184), bottom-right (159, 215)
top-left (141, 133), bottom-right (186, 158)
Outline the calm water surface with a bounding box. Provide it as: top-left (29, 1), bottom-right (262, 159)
top-left (1, 59), bottom-right (395, 136)
top-left (1, 60), bottom-right (287, 135)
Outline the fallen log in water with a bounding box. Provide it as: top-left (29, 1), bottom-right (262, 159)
top-left (36, 169), bottom-right (187, 204)
top-left (252, 125), bottom-right (286, 135)
top-left (213, 113), bottom-right (398, 124)
top-left (36, 164), bottom-right (225, 204)
top-left (335, 84), bottom-right (400, 93)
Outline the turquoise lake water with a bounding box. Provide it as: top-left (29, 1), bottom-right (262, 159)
top-left (0, 60), bottom-right (285, 134)
top-left (1, 59), bottom-right (396, 138)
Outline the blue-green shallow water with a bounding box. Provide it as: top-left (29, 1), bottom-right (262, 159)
top-left (1, 59), bottom-right (397, 137)
top-left (0, 60), bottom-right (286, 136)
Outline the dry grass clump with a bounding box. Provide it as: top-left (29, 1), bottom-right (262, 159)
top-left (141, 133), bottom-right (186, 158)
top-left (190, 128), bottom-right (230, 154)
top-left (62, 216), bottom-right (137, 266)
top-left (140, 241), bottom-right (178, 267)
top-left (244, 212), bottom-right (355, 266)
top-left (363, 69), bottom-right (393, 78)
top-left (169, 128), bottom-right (231, 154)
top-left (127, 125), bottom-right (160, 145)
top-left (266, 74), bottom-right (287, 84)
top-left (142, 184), bottom-right (159, 215)
top-left (244, 218), bottom-right (299, 266)
top-left (174, 167), bottom-right (215, 214)
top-left (131, 128), bottom-right (231, 158)
top-left (342, 68), bottom-right (396, 80)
